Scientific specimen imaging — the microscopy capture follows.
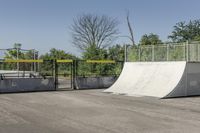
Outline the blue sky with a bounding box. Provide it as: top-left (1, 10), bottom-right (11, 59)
top-left (0, 0), bottom-right (200, 56)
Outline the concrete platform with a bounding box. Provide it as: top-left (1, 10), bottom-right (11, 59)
top-left (0, 90), bottom-right (200, 133)
top-left (0, 78), bottom-right (55, 93)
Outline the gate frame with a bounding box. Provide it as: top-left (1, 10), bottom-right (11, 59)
top-left (54, 59), bottom-right (74, 90)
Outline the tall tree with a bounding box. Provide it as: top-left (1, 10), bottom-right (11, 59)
top-left (39, 48), bottom-right (77, 75)
top-left (168, 20), bottom-right (200, 42)
top-left (71, 14), bottom-right (119, 51)
top-left (40, 48), bottom-right (77, 60)
top-left (107, 44), bottom-right (124, 61)
top-left (82, 46), bottom-right (107, 60)
top-left (139, 33), bottom-right (162, 45)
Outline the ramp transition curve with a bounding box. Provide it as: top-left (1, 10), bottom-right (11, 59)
top-left (104, 62), bottom-right (200, 98)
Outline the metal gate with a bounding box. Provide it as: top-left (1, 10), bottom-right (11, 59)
top-left (55, 60), bottom-right (74, 90)
top-left (74, 60), bottom-right (123, 89)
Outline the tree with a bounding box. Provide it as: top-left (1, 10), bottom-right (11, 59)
top-left (139, 33), bottom-right (162, 45)
top-left (82, 46), bottom-right (107, 60)
top-left (39, 48), bottom-right (77, 60)
top-left (138, 33), bottom-right (162, 61)
top-left (168, 20), bottom-right (200, 42)
top-left (194, 36), bottom-right (200, 41)
top-left (107, 44), bottom-right (124, 61)
top-left (71, 14), bottom-right (119, 51)
top-left (39, 48), bottom-right (77, 76)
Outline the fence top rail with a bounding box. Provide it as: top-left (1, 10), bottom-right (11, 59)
top-left (86, 60), bottom-right (116, 64)
top-left (56, 59), bottom-right (73, 63)
top-left (2, 59), bottom-right (44, 63)
top-left (130, 43), bottom-right (187, 48)
top-left (0, 59), bottom-right (121, 63)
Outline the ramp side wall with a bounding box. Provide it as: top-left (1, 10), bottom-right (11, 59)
top-left (186, 62), bottom-right (200, 96)
top-left (167, 62), bottom-right (200, 97)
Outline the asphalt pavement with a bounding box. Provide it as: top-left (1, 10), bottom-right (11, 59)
top-left (0, 89), bottom-right (200, 133)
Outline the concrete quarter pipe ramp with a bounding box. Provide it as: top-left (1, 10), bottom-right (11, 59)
top-left (104, 62), bottom-right (200, 98)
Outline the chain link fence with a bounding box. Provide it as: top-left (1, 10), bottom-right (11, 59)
top-left (127, 41), bottom-right (200, 62)
top-left (0, 60), bottom-right (54, 78)
top-left (75, 60), bottom-right (123, 77)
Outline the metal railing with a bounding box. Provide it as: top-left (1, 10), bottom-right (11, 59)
top-left (0, 59), bottom-right (123, 90)
top-left (127, 41), bottom-right (200, 62)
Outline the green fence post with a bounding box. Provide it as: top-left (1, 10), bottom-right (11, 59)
top-left (167, 44), bottom-right (169, 61)
top-left (186, 40), bottom-right (189, 61)
top-left (72, 60), bottom-right (77, 89)
top-left (53, 59), bottom-right (58, 90)
top-left (152, 45), bottom-right (154, 62)
top-left (70, 61), bottom-right (73, 89)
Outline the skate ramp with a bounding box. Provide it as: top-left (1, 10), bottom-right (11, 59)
top-left (104, 62), bottom-right (200, 98)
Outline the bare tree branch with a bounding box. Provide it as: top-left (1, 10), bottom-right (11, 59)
top-left (126, 11), bottom-right (135, 45)
top-left (71, 14), bottom-right (119, 51)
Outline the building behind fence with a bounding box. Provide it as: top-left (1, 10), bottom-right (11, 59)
top-left (127, 41), bottom-right (200, 62)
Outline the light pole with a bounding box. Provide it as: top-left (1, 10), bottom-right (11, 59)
top-left (32, 49), bottom-right (39, 72)
top-left (14, 43), bottom-right (21, 73)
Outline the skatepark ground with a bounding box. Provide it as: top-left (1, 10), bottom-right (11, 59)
top-left (0, 89), bottom-right (200, 133)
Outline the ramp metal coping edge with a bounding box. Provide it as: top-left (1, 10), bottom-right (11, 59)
top-left (86, 60), bottom-right (116, 63)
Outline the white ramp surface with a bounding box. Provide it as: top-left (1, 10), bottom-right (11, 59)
top-left (105, 62), bottom-right (200, 98)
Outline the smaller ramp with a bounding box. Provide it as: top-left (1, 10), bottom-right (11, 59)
top-left (104, 62), bottom-right (200, 98)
